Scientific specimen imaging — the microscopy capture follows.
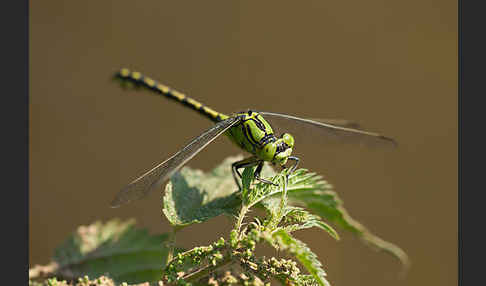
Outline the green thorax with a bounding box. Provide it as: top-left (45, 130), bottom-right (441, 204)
top-left (225, 110), bottom-right (275, 155)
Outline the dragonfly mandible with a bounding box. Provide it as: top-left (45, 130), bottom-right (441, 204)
top-left (110, 68), bottom-right (396, 207)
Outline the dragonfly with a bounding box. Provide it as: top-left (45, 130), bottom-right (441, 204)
top-left (110, 68), bottom-right (396, 208)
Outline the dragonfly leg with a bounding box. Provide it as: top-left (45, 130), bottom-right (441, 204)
top-left (254, 161), bottom-right (278, 186)
top-left (232, 157), bottom-right (260, 190)
top-left (287, 156), bottom-right (300, 174)
top-left (283, 156), bottom-right (300, 186)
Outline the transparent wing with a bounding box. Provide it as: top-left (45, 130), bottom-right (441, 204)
top-left (259, 111), bottom-right (396, 148)
top-left (308, 118), bottom-right (361, 129)
top-left (111, 117), bottom-right (240, 207)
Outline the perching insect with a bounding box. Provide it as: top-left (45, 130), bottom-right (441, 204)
top-left (110, 68), bottom-right (396, 208)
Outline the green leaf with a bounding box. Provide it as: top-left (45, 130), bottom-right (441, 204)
top-left (162, 156), bottom-right (243, 227)
top-left (165, 155), bottom-right (408, 268)
top-left (241, 166), bottom-right (255, 205)
top-left (240, 169), bottom-right (293, 211)
top-left (265, 229), bottom-right (331, 286)
top-left (295, 274), bottom-right (320, 286)
top-left (258, 169), bottom-right (324, 231)
top-left (256, 166), bottom-right (408, 267)
top-left (284, 170), bottom-right (410, 268)
top-left (53, 219), bottom-right (173, 284)
top-left (258, 169), bottom-right (328, 212)
top-left (281, 207), bottom-right (339, 240)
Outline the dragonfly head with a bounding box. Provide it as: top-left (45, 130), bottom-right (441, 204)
top-left (273, 133), bottom-right (295, 165)
top-left (255, 133), bottom-right (293, 166)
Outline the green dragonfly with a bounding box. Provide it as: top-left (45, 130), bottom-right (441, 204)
top-left (110, 68), bottom-right (396, 208)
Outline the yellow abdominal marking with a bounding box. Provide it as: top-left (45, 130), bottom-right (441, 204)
top-left (120, 68), bottom-right (130, 77)
top-left (131, 71), bottom-right (142, 80)
top-left (157, 83), bottom-right (170, 93)
top-left (171, 90), bottom-right (186, 100)
top-left (144, 77), bottom-right (155, 87)
top-left (202, 106), bottom-right (219, 118)
top-left (186, 98), bottom-right (202, 109)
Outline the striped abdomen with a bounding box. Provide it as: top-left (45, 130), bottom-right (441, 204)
top-left (115, 68), bottom-right (228, 123)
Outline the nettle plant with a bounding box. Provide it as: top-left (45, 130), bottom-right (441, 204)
top-left (29, 156), bottom-right (408, 286)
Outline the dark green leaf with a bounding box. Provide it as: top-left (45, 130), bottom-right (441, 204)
top-left (162, 156), bottom-right (242, 227)
top-left (241, 166), bottom-right (255, 205)
top-left (53, 219), bottom-right (173, 284)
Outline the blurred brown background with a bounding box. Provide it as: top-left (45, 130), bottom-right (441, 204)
top-left (30, 1), bottom-right (457, 285)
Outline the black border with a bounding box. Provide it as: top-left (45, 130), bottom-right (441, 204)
top-left (1, 0), bottom-right (28, 281)
top-left (459, 0), bottom-right (485, 285)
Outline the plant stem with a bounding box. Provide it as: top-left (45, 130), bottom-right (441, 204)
top-left (166, 226), bottom-right (178, 264)
top-left (183, 255), bottom-right (233, 283)
top-left (235, 205), bottom-right (249, 237)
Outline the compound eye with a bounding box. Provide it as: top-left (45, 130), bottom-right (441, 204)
top-left (282, 133), bottom-right (295, 148)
